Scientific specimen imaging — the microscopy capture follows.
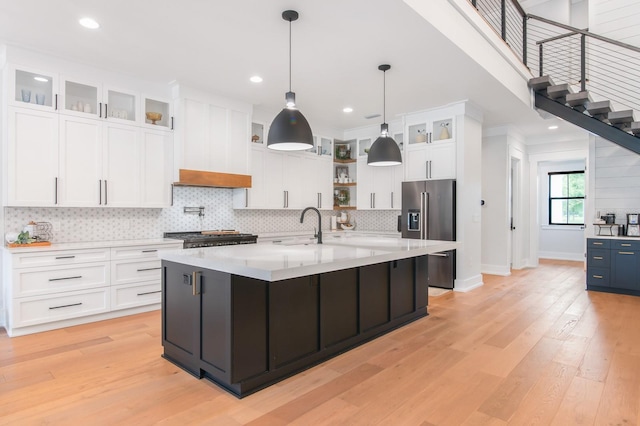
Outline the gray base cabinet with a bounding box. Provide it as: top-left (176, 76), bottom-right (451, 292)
top-left (587, 238), bottom-right (640, 295)
top-left (162, 255), bottom-right (429, 398)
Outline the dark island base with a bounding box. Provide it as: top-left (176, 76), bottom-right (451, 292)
top-left (161, 256), bottom-right (429, 398)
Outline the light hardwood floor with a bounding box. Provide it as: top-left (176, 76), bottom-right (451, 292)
top-left (2, 259), bottom-right (639, 425)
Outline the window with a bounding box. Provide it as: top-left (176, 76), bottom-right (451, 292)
top-left (549, 171), bottom-right (585, 225)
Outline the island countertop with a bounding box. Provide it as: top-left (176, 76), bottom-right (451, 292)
top-left (159, 234), bottom-right (458, 281)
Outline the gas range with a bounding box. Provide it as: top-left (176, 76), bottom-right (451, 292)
top-left (164, 230), bottom-right (258, 248)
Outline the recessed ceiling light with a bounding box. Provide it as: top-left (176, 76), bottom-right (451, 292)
top-left (79, 17), bottom-right (100, 29)
top-left (343, 107), bottom-right (353, 113)
top-left (34, 76), bottom-right (48, 82)
top-left (250, 75), bottom-right (263, 83)
top-left (548, 125), bottom-right (559, 130)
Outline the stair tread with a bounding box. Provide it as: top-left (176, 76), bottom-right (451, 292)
top-left (528, 76), bottom-right (555, 91)
top-left (586, 100), bottom-right (612, 116)
top-left (608, 110), bottom-right (635, 124)
top-left (566, 91), bottom-right (591, 106)
top-left (547, 83), bottom-right (574, 99)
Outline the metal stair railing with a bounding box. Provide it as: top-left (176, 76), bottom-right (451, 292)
top-left (467, 0), bottom-right (640, 124)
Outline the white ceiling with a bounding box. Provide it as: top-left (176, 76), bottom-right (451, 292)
top-left (0, 0), bottom-right (585, 139)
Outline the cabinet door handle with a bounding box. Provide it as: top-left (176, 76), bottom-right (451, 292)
top-left (99, 102), bottom-right (103, 118)
top-left (54, 177), bottom-right (58, 204)
top-left (619, 251), bottom-right (635, 255)
top-left (426, 161), bottom-right (429, 179)
top-left (373, 193), bottom-right (376, 209)
top-left (171, 116), bottom-right (174, 130)
top-left (192, 271), bottom-right (200, 296)
top-left (99, 179), bottom-right (102, 205)
top-left (105, 103), bottom-right (108, 118)
top-left (593, 256), bottom-right (603, 260)
top-left (391, 192), bottom-right (394, 209)
top-left (171, 183), bottom-right (174, 206)
top-left (286, 190), bottom-right (289, 208)
top-left (592, 275), bottom-right (603, 279)
top-left (49, 302), bottom-right (82, 310)
top-left (54, 94), bottom-right (58, 111)
top-left (104, 180), bottom-right (108, 205)
top-left (137, 290), bottom-right (161, 296)
top-left (283, 191), bottom-right (287, 208)
top-left (48, 275), bottom-right (82, 282)
top-left (137, 267), bottom-right (162, 272)
top-left (317, 192), bottom-right (321, 209)
top-left (55, 255), bottom-right (75, 260)
top-left (142, 249), bottom-right (158, 253)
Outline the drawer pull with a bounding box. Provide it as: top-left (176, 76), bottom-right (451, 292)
top-left (49, 302), bottom-right (82, 310)
top-left (619, 251), bottom-right (635, 255)
top-left (592, 275), bottom-right (603, 279)
top-left (621, 244), bottom-right (632, 247)
top-left (593, 256), bottom-right (604, 260)
top-left (141, 249), bottom-right (158, 253)
top-left (55, 256), bottom-right (76, 260)
top-left (137, 290), bottom-right (161, 296)
top-left (48, 275), bottom-right (82, 282)
top-left (593, 242), bottom-right (603, 245)
top-left (137, 267), bottom-right (162, 272)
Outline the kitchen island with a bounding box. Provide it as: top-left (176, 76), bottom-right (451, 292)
top-left (159, 234), bottom-right (458, 397)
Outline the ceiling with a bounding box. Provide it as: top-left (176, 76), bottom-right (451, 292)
top-left (0, 0), bottom-right (586, 140)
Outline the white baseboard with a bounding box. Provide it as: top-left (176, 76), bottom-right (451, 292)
top-left (539, 251), bottom-right (584, 262)
top-left (481, 264), bottom-right (511, 276)
top-left (454, 274), bottom-right (484, 292)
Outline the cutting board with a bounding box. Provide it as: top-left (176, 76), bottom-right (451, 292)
top-left (7, 241), bottom-right (52, 248)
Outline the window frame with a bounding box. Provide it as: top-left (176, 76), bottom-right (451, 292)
top-left (548, 170), bottom-right (585, 226)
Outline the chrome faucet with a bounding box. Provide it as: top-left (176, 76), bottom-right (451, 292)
top-left (300, 207), bottom-right (322, 244)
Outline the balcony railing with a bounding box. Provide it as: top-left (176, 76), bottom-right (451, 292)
top-left (468, 0), bottom-right (640, 114)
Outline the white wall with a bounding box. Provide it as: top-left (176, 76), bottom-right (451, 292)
top-left (537, 159), bottom-right (586, 261)
top-left (590, 0), bottom-right (640, 46)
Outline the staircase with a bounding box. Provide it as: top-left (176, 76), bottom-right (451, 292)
top-left (529, 75), bottom-right (640, 155)
top-left (468, 0), bottom-right (640, 154)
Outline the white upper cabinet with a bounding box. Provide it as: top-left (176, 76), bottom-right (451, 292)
top-left (404, 114), bottom-right (456, 181)
top-left (6, 107), bottom-right (59, 206)
top-left (5, 62), bottom-right (174, 208)
top-left (9, 66), bottom-right (58, 112)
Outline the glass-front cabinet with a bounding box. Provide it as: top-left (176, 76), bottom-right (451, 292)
top-left (62, 79), bottom-right (100, 118)
top-left (12, 66), bottom-right (57, 111)
top-left (143, 96), bottom-right (172, 129)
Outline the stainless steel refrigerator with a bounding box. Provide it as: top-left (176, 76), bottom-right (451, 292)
top-left (401, 179), bottom-right (456, 289)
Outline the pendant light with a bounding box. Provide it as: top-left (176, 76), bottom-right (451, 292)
top-left (267, 10), bottom-right (314, 151)
top-left (367, 64), bottom-right (402, 166)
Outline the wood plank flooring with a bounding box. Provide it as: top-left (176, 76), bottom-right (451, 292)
top-left (2, 259), bottom-right (640, 424)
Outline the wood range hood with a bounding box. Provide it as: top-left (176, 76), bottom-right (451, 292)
top-left (174, 169), bottom-right (252, 189)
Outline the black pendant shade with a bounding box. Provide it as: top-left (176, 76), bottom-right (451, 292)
top-left (267, 10), bottom-right (314, 151)
top-left (267, 107), bottom-right (314, 151)
top-left (368, 64), bottom-right (402, 166)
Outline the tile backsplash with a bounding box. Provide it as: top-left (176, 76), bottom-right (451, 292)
top-left (4, 186), bottom-right (400, 242)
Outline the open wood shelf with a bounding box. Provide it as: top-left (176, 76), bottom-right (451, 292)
top-left (334, 182), bottom-right (357, 187)
top-left (334, 206), bottom-right (357, 210)
top-left (334, 158), bottom-right (357, 164)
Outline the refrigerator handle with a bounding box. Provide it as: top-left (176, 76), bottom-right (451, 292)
top-left (423, 191), bottom-right (429, 240)
top-left (420, 192), bottom-right (425, 239)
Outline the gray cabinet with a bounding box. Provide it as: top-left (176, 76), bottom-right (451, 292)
top-left (586, 238), bottom-right (640, 295)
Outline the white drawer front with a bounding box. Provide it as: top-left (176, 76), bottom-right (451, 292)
top-left (13, 287), bottom-right (110, 327)
top-left (111, 282), bottom-right (161, 311)
top-left (12, 249), bottom-right (110, 269)
top-left (111, 243), bottom-right (182, 260)
top-left (13, 262), bottom-right (110, 298)
top-left (112, 259), bottom-right (161, 285)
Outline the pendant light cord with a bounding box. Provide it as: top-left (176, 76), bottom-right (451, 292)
top-left (383, 69), bottom-right (386, 124)
top-left (289, 18), bottom-right (292, 92)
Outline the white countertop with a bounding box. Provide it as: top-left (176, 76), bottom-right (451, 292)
top-left (3, 238), bottom-right (183, 253)
top-left (159, 234), bottom-right (458, 282)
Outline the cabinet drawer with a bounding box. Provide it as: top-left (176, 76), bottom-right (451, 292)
top-left (612, 240), bottom-right (640, 251)
top-left (111, 259), bottom-right (161, 285)
top-left (587, 239), bottom-right (610, 249)
top-left (13, 262), bottom-right (109, 298)
top-left (587, 267), bottom-right (610, 287)
top-left (11, 248), bottom-right (110, 269)
top-left (12, 287), bottom-right (110, 327)
top-left (111, 282), bottom-right (161, 311)
top-left (587, 249), bottom-right (610, 268)
top-left (111, 243), bottom-right (182, 260)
